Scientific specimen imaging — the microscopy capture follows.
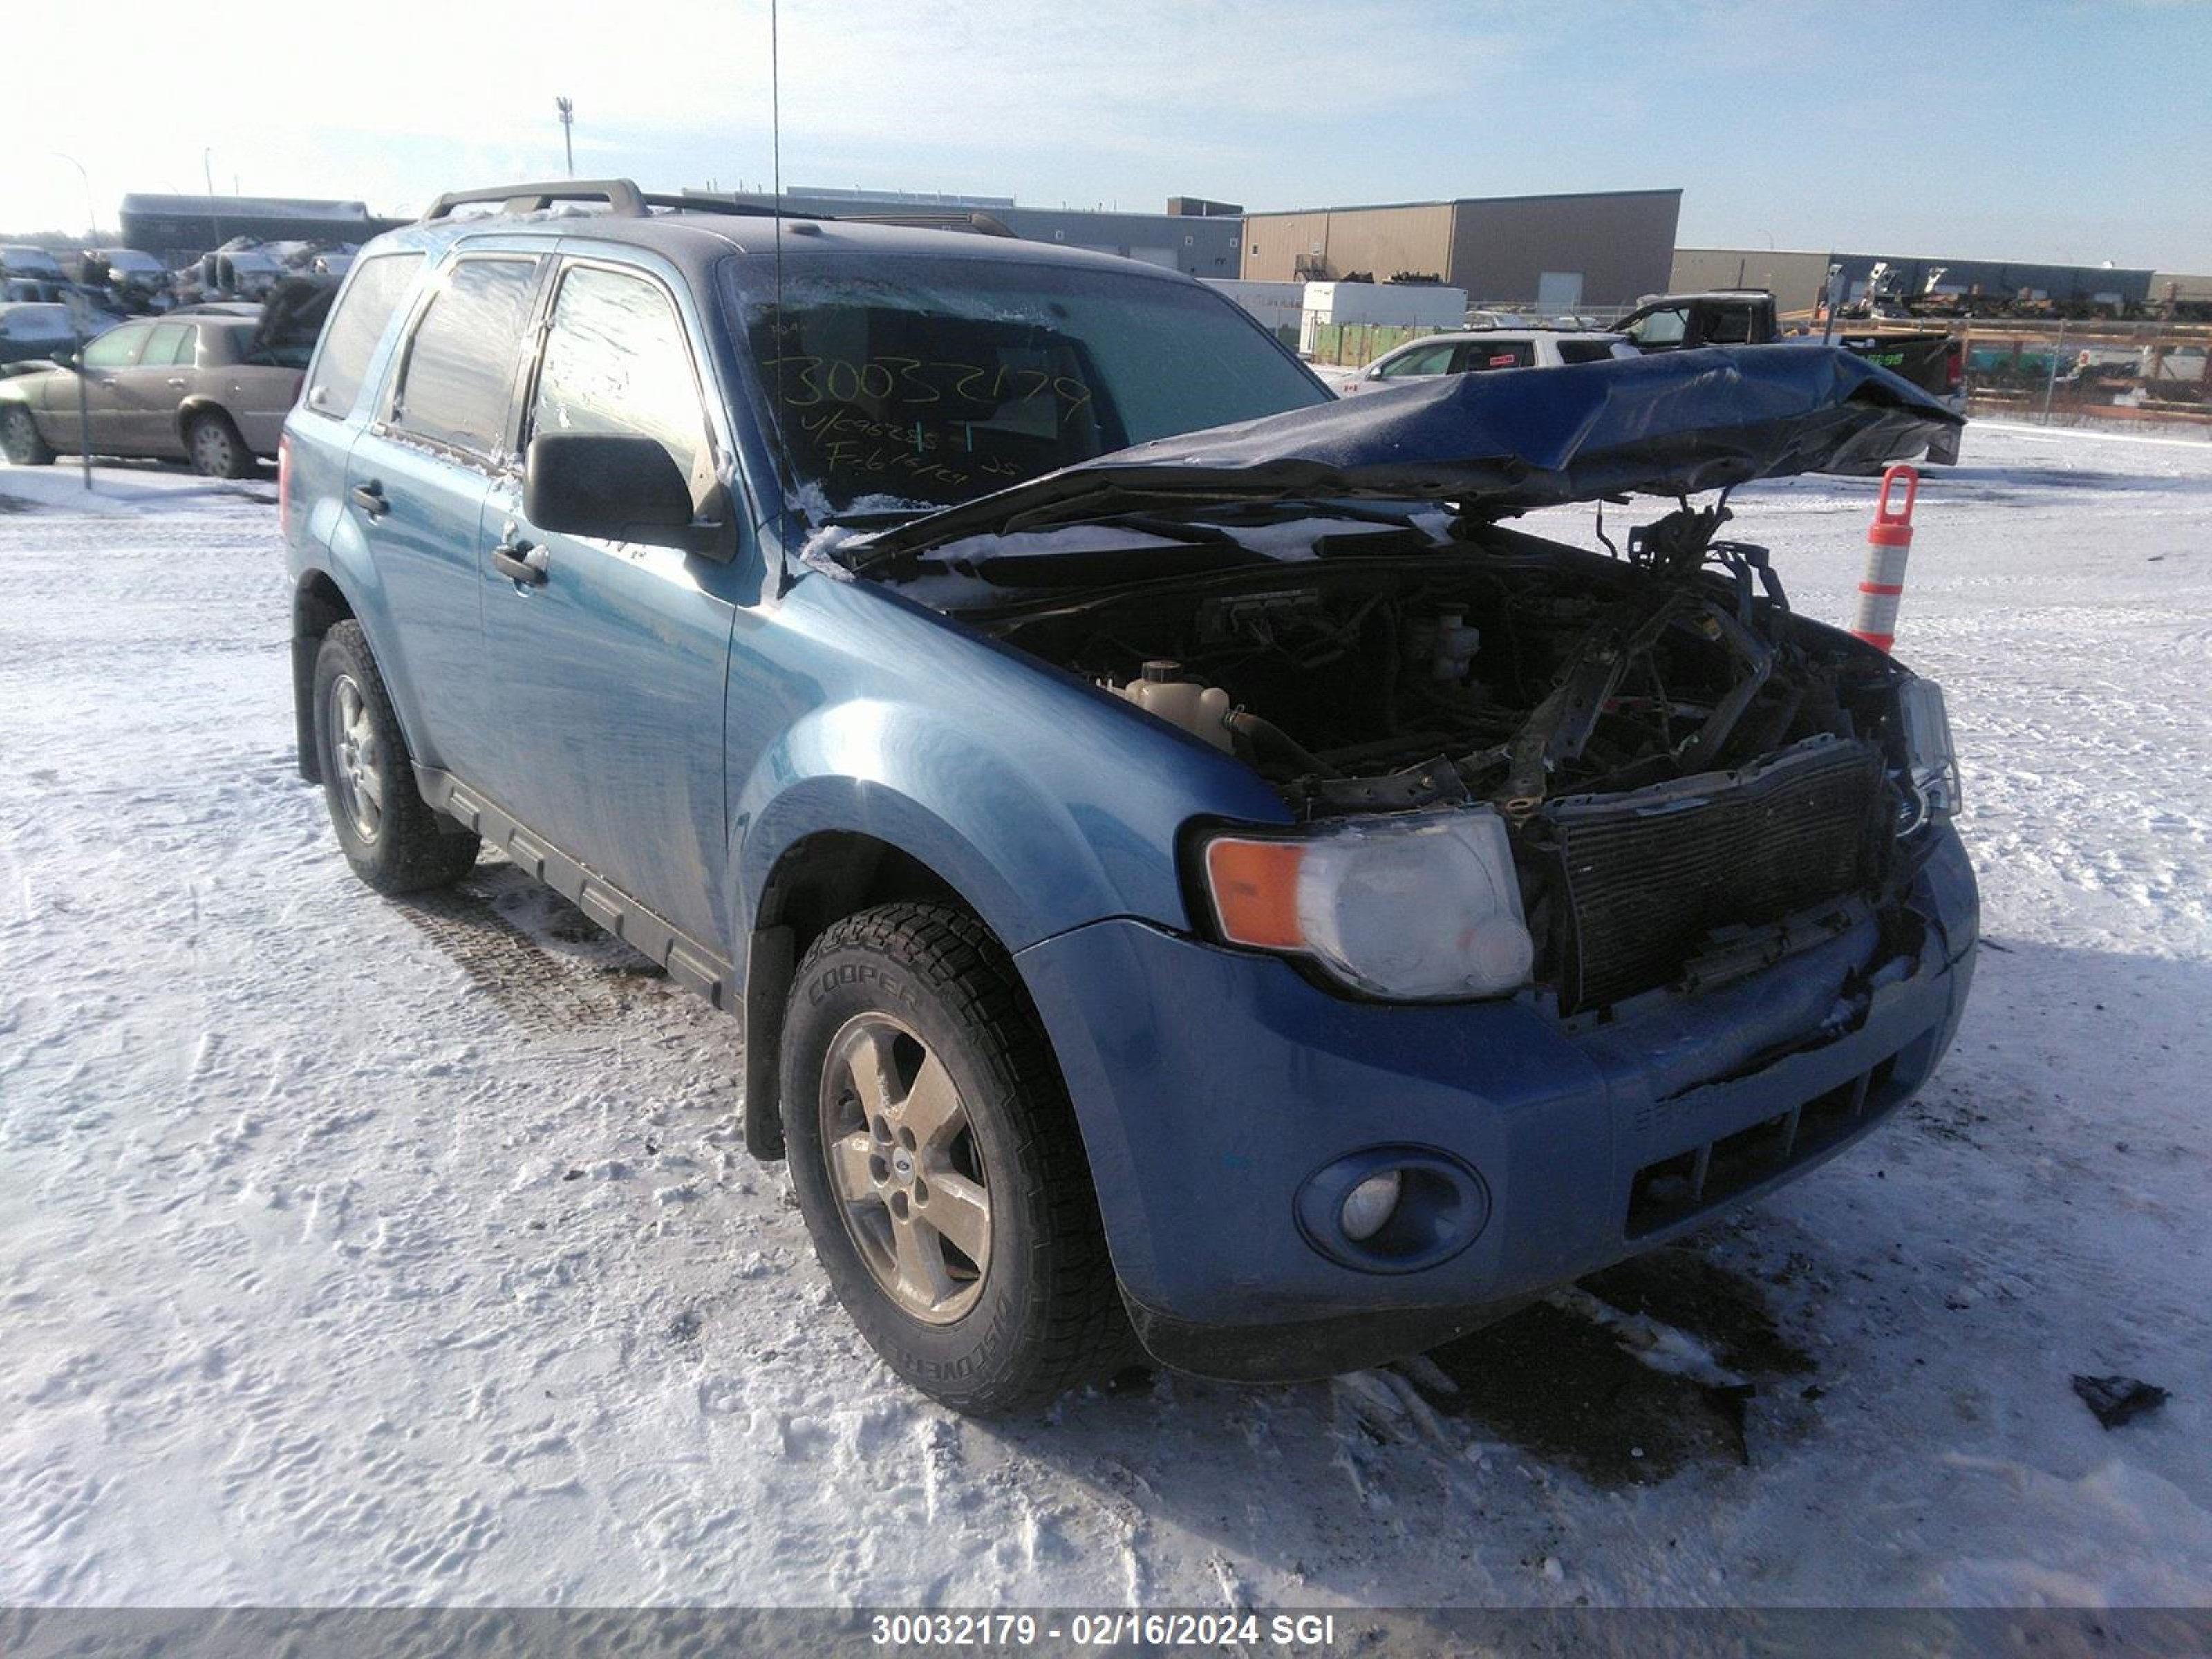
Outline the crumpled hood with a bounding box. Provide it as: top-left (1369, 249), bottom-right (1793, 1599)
top-left (856, 345), bottom-right (1961, 559)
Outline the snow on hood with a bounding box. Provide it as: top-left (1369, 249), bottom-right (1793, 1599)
top-left (854, 345), bottom-right (1961, 561)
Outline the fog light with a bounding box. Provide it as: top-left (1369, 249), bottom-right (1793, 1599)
top-left (1340, 1170), bottom-right (1403, 1241)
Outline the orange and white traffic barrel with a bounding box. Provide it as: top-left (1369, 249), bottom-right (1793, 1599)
top-left (1853, 465), bottom-right (1919, 654)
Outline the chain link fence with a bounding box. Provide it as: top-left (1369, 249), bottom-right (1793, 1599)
top-left (1957, 319), bottom-right (2212, 435)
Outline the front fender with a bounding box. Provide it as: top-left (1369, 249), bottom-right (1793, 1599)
top-left (731, 698), bottom-right (1140, 955)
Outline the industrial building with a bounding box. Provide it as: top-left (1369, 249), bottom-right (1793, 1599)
top-left (706, 187), bottom-right (1246, 276)
top-left (1671, 247), bottom-right (2158, 312)
top-left (1239, 189), bottom-right (1681, 310)
top-left (117, 194), bottom-right (400, 270)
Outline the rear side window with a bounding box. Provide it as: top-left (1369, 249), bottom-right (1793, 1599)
top-left (1703, 307), bottom-right (1753, 344)
top-left (389, 257), bottom-right (537, 455)
top-left (307, 252), bottom-right (422, 419)
top-left (529, 264), bottom-right (713, 501)
top-left (145, 323), bottom-right (194, 366)
top-left (1557, 339), bottom-right (1621, 365)
top-left (1458, 341), bottom-right (1535, 371)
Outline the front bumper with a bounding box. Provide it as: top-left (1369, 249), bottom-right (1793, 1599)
top-left (1013, 830), bottom-right (1978, 1380)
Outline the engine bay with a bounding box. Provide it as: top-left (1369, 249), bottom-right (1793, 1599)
top-left (962, 508), bottom-right (1915, 823)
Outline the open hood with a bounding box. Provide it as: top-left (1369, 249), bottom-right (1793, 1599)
top-left (853, 345), bottom-right (1960, 561)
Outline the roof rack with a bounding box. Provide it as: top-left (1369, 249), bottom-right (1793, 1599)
top-left (418, 179), bottom-right (1018, 238)
top-left (420, 180), bottom-right (651, 221)
top-left (838, 211), bottom-right (1020, 240)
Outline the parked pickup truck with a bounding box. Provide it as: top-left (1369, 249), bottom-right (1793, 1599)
top-left (1616, 289), bottom-right (1965, 464)
top-left (282, 180), bottom-right (1974, 1413)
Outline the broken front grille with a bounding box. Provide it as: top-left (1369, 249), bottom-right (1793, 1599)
top-left (1541, 736), bottom-right (1888, 1015)
top-left (1626, 1055), bottom-right (1902, 1237)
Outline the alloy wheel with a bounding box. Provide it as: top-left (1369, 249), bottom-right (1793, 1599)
top-left (326, 674), bottom-right (385, 842)
top-left (818, 1012), bottom-right (993, 1324)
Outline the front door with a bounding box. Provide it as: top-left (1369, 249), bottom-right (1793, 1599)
top-left (111, 320), bottom-right (196, 453)
top-left (66, 319), bottom-right (152, 450)
top-left (480, 256), bottom-right (738, 946)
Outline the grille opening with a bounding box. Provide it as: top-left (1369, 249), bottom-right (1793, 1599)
top-left (1626, 1063), bottom-right (1890, 1239)
top-left (1541, 737), bottom-right (1889, 1015)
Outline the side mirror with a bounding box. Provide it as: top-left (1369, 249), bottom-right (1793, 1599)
top-left (523, 433), bottom-right (728, 557)
top-left (52, 347), bottom-right (79, 368)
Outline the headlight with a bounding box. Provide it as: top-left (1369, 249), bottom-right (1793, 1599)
top-left (1199, 807), bottom-right (1534, 1000)
top-left (1897, 677), bottom-right (1960, 833)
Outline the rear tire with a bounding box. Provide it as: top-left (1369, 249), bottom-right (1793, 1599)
top-left (780, 902), bottom-right (1126, 1413)
top-left (312, 621), bottom-right (480, 893)
top-left (1, 405), bottom-right (55, 466)
top-left (186, 409), bottom-right (252, 479)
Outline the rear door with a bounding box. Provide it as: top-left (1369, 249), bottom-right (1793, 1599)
top-left (343, 252), bottom-right (544, 785)
top-left (479, 252), bottom-right (740, 943)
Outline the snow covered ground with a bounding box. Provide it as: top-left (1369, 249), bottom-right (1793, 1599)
top-left (1, 427), bottom-right (2209, 1610)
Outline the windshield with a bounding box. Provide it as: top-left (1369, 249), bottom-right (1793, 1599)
top-left (727, 252), bottom-right (1328, 515)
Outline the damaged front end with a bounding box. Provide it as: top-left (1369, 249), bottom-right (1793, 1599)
top-left (964, 503), bottom-right (1956, 1018)
top-left (850, 346), bottom-right (1967, 1020)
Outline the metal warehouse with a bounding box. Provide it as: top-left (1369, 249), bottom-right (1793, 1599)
top-left (117, 194), bottom-right (400, 270)
top-left (1239, 189), bottom-right (1682, 310)
top-left (706, 187), bottom-right (1246, 276)
top-left (1672, 247), bottom-right (2157, 312)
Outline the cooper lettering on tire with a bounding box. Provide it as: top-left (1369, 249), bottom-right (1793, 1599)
top-left (779, 901), bottom-right (1125, 1412)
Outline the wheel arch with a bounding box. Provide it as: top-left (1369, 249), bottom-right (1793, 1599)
top-left (291, 567), bottom-right (359, 782)
top-left (740, 828), bottom-right (1001, 1161)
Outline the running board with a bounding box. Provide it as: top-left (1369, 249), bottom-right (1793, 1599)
top-left (413, 765), bottom-right (736, 1012)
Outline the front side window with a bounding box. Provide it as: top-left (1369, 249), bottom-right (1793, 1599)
top-left (530, 264), bottom-right (712, 503)
top-left (82, 324), bottom-right (150, 369)
top-left (1375, 341), bottom-right (1457, 379)
top-left (389, 256), bottom-right (537, 454)
top-left (1626, 307), bottom-right (1688, 348)
top-left (308, 252), bottom-right (423, 419)
top-left (730, 254), bottom-right (1326, 513)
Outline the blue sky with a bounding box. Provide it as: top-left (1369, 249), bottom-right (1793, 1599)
top-left (13, 0), bottom-right (2210, 269)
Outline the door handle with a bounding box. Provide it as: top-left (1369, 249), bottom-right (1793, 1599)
top-left (167, 376), bottom-right (187, 389)
top-left (349, 482), bottom-right (388, 518)
top-left (491, 539), bottom-right (547, 586)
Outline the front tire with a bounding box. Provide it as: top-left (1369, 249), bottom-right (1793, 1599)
top-left (311, 621), bottom-right (480, 893)
top-left (185, 409), bottom-right (252, 479)
top-left (780, 903), bottom-right (1125, 1413)
top-left (1, 405), bottom-right (55, 466)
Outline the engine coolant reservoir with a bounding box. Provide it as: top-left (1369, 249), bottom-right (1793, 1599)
top-left (1114, 660), bottom-right (1234, 751)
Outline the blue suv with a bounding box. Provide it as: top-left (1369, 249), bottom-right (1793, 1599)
top-left (283, 180), bottom-right (1977, 1412)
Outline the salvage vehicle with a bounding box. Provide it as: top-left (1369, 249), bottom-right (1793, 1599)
top-left (281, 180), bottom-right (1975, 1412)
top-left (1344, 328), bottom-right (1635, 391)
top-left (80, 247), bottom-right (170, 310)
top-left (0, 302), bottom-right (79, 368)
top-left (1, 277), bottom-right (332, 476)
top-left (1618, 288), bottom-right (1965, 464)
top-left (0, 245), bottom-right (66, 281)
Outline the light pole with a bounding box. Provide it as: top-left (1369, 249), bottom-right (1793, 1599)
top-left (203, 147), bottom-right (221, 248)
top-left (556, 97), bottom-right (574, 176)
top-left (52, 153), bottom-right (95, 240)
